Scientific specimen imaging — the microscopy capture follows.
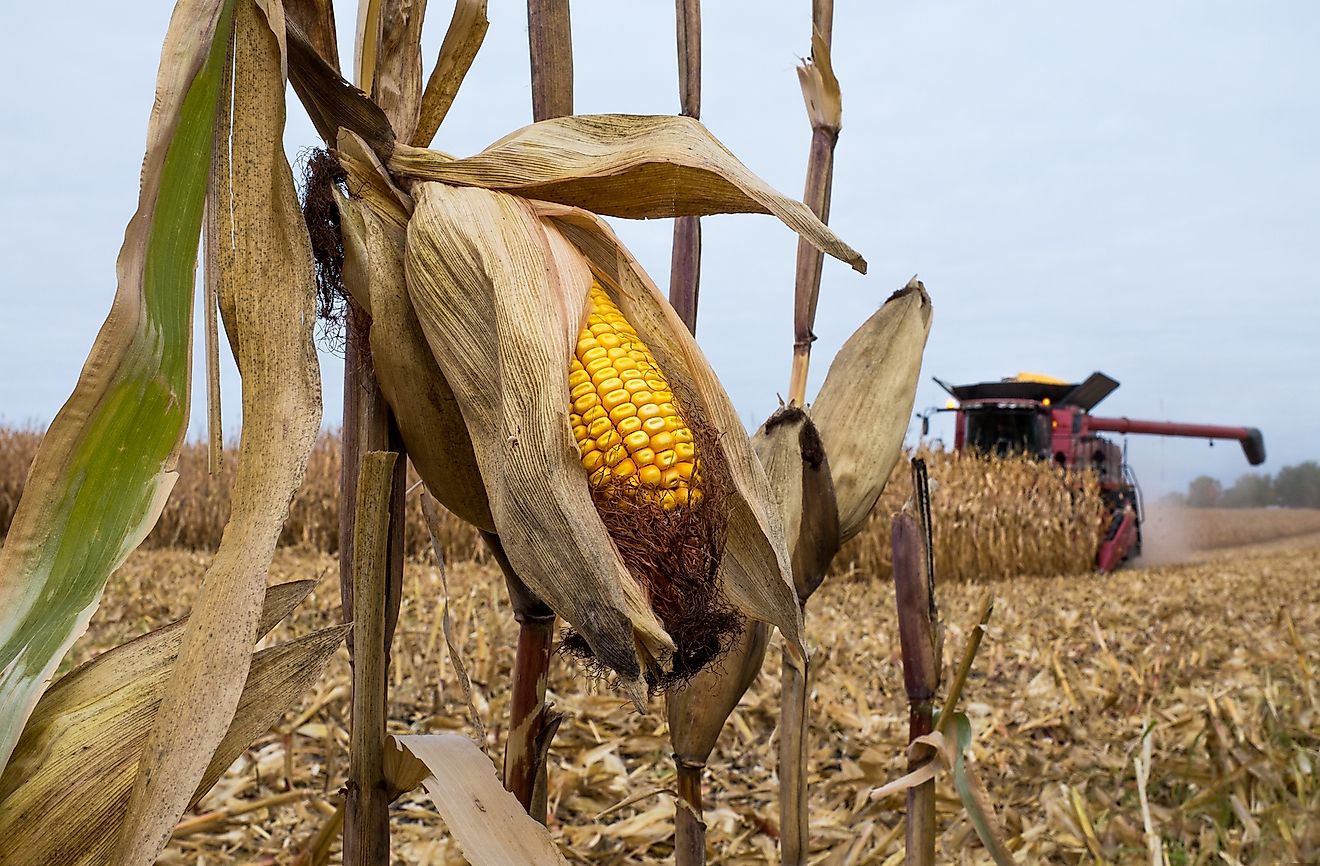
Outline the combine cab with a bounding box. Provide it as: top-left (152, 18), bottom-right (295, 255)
top-left (925, 372), bottom-right (1265, 571)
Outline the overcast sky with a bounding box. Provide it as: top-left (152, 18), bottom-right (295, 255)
top-left (1, 2), bottom-right (1316, 495)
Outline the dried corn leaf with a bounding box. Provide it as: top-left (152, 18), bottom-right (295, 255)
top-left (337, 195), bottom-right (493, 530)
top-left (0, 580), bottom-right (313, 800)
top-left (0, 613), bottom-right (346, 866)
top-left (371, 0), bottom-right (427, 144)
top-left (286, 17), bottom-right (394, 157)
top-left (411, 0), bottom-right (489, 147)
top-left (387, 114), bottom-right (866, 273)
top-left (394, 733), bottom-right (569, 865)
top-left (812, 279), bottom-right (932, 544)
top-left (284, 0), bottom-right (339, 72)
top-left (117, 2), bottom-right (322, 862)
top-left (354, 0), bottom-right (384, 93)
top-left (0, 0), bottom-right (235, 776)
top-left (798, 27), bottom-right (841, 132)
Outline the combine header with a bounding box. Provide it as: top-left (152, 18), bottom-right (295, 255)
top-left (925, 372), bottom-right (1265, 571)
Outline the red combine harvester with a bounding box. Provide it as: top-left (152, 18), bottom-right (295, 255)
top-left (924, 372), bottom-right (1266, 571)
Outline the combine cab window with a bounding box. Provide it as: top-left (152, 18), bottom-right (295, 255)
top-left (965, 407), bottom-right (1047, 458)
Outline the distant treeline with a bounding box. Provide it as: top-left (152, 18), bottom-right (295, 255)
top-left (1164, 461), bottom-right (1320, 509)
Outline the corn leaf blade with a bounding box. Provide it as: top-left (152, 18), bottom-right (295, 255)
top-left (947, 712), bottom-right (1017, 866)
top-left (0, 0), bottom-right (236, 777)
top-left (0, 609), bottom-right (346, 866)
top-left (116, 0), bottom-right (323, 861)
top-left (387, 114), bottom-right (866, 273)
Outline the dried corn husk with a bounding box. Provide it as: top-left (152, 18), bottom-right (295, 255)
top-left (337, 191), bottom-right (494, 531)
top-left (405, 184), bottom-right (667, 695)
top-left (753, 406), bottom-right (841, 602)
top-left (666, 621), bottom-right (771, 767)
top-left (665, 406), bottom-right (839, 765)
top-left (811, 278), bottom-right (933, 544)
top-left (0, 584), bottom-right (344, 866)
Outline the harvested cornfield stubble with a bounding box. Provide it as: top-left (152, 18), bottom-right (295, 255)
top-left (835, 449), bottom-right (1106, 582)
top-left (1144, 505), bottom-right (1320, 553)
top-left (63, 537), bottom-right (1319, 864)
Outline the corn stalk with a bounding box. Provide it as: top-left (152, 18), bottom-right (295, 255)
top-left (338, 3), bottom-right (414, 860)
top-left (669, 3), bottom-right (705, 858)
top-left (786, 2), bottom-right (842, 409)
top-left (668, 0), bottom-right (702, 335)
top-left (892, 460), bottom-right (941, 866)
top-left (780, 4), bottom-right (844, 862)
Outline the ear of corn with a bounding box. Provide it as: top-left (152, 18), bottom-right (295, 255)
top-left (570, 282), bottom-right (700, 509)
top-left (545, 204), bottom-right (808, 662)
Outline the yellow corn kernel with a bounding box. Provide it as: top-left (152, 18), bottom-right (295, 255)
top-left (608, 403), bottom-right (637, 424)
top-left (569, 281), bottom-right (701, 509)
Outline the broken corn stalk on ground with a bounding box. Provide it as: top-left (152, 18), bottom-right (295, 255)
top-left (570, 282), bottom-right (700, 509)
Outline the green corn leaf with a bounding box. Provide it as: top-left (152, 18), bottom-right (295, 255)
top-left (947, 711), bottom-right (1017, 866)
top-left (0, 0), bottom-right (237, 776)
top-left (115, 1), bottom-right (323, 862)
